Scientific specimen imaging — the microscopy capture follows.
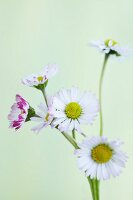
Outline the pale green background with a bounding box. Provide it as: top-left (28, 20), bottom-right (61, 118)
top-left (0, 0), bottom-right (133, 199)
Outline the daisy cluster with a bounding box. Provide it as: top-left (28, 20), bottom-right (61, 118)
top-left (8, 39), bottom-right (128, 182)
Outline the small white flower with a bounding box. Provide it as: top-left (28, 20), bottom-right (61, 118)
top-left (22, 64), bottom-right (58, 87)
top-left (91, 39), bottom-right (130, 58)
top-left (52, 87), bottom-right (99, 134)
top-left (75, 136), bottom-right (127, 180)
top-left (31, 103), bottom-right (53, 133)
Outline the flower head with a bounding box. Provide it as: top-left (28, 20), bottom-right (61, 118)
top-left (91, 39), bottom-right (130, 58)
top-left (75, 136), bottom-right (127, 180)
top-left (8, 95), bottom-right (29, 130)
top-left (22, 64), bottom-right (58, 89)
top-left (31, 102), bottom-right (54, 133)
top-left (52, 87), bottom-right (99, 134)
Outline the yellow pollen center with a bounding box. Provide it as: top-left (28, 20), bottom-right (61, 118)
top-left (91, 144), bottom-right (113, 163)
top-left (65, 102), bottom-right (82, 119)
top-left (37, 76), bottom-right (43, 82)
top-left (105, 39), bottom-right (118, 47)
top-left (45, 113), bottom-right (50, 121)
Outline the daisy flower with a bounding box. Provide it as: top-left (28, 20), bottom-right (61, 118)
top-left (91, 39), bottom-right (130, 57)
top-left (52, 87), bottom-right (99, 134)
top-left (75, 136), bottom-right (127, 180)
top-left (22, 64), bottom-right (58, 88)
top-left (8, 95), bottom-right (29, 130)
top-left (31, 103), bottom-right (54, 133)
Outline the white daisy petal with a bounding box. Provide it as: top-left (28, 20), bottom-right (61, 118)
top-left (97, 164), bottom-right (102, 180)
top-left (58, 119), bottom-right (71, 132)
top-left (30, 117), bottom-right (43, 122)
top-left (31, 102), bottom-right (53, 133)
top-left (38, 103), bottom-right (47, 112)
top-left (53, 118), bottom-right (66, 126)
top-left (101, 164), bottom-right (110, 180)
top-left (74, 120), bottom-right (82, 133)
top-left (52, 97), bottom-right (65, 110)
top-left (31, 123), bottom-right (46, 133)
top-left (68, 120), bottom-right (75, 131)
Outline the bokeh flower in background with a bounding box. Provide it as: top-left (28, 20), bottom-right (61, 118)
top-left (91, 39), bottom-right (130, 58)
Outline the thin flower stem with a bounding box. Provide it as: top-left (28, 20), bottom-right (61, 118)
top-left (91, 179), bottom-right (100, 200)
top-left (41, 88), bottom-right (48, 107)
top-left (99, 54), bottom-right (109, 136)
top-left (61, 131), bottom-right (79, 149)
top-left (60, 130), bottom-right (95, 200)
top-left (96, 180), bottom-right (100, 200)
top-left (72, 129), bottom-right (76, 140)
top-left (87, 177), bottom-right (95, 200)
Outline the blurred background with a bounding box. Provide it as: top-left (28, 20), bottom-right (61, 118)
top-left (0, 0), bottom-right (133, 199)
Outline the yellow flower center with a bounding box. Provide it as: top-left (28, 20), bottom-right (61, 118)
top-left (65, 102), bottom-right (82, 119)
top-left (45, 113), bottom-right (50, 121)
top-left (104, 39), bottom-right (118, 47)
top-left (37, 76), bottom-right (43, 82)
top-left (91, 144), bottom-right (113, 163)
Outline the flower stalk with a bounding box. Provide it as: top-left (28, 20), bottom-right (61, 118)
top-left (99, 54), bottom-right (109, 136)
top-left (61, 131), bottom-right (78, 149)
top-left (41, 88), bottom-right (48, 107)
top-left (40, 68), bottom-right (99, 200)
top-left (72, 129), bottom-right (76, 139)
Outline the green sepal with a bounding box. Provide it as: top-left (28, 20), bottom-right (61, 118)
top-left (34, 80), bottom-right (48, 91)
top-left (109, 50), bottom-right (121, 56)
top-left (25, 106), bottom-right (36, 122)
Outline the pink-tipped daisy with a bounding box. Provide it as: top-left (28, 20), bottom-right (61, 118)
top-left (8, 95), bottom-right (29, 130)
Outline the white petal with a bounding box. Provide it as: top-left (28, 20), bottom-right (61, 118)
top-left (30, 117), bottom-right (43, 122)
top-left (53, 97), bottom-right (65, 110)
top-left (101, 164), bottom-right (110, 180)
top-left (31, 123), bottom-right (46, 133)
top-left (96, 164), bottom-right (103, 180)
top-left (53, 111), bottom-right (66, 118)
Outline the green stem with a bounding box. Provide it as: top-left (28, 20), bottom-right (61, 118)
top-left (61, 131), bottom-right (99, 200)
top-left (99, 54), bottom-right (109, 136)
top-left (72, 129), bottom-right (76, 140)
top-left (91, 179), bottom-right (100, 200)
top-left (87, 177), bottom-right (95, 200)
top-left (61, 131), bottom-right (79, 149)
top-left (41, 88), bottom-right (48, 107)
